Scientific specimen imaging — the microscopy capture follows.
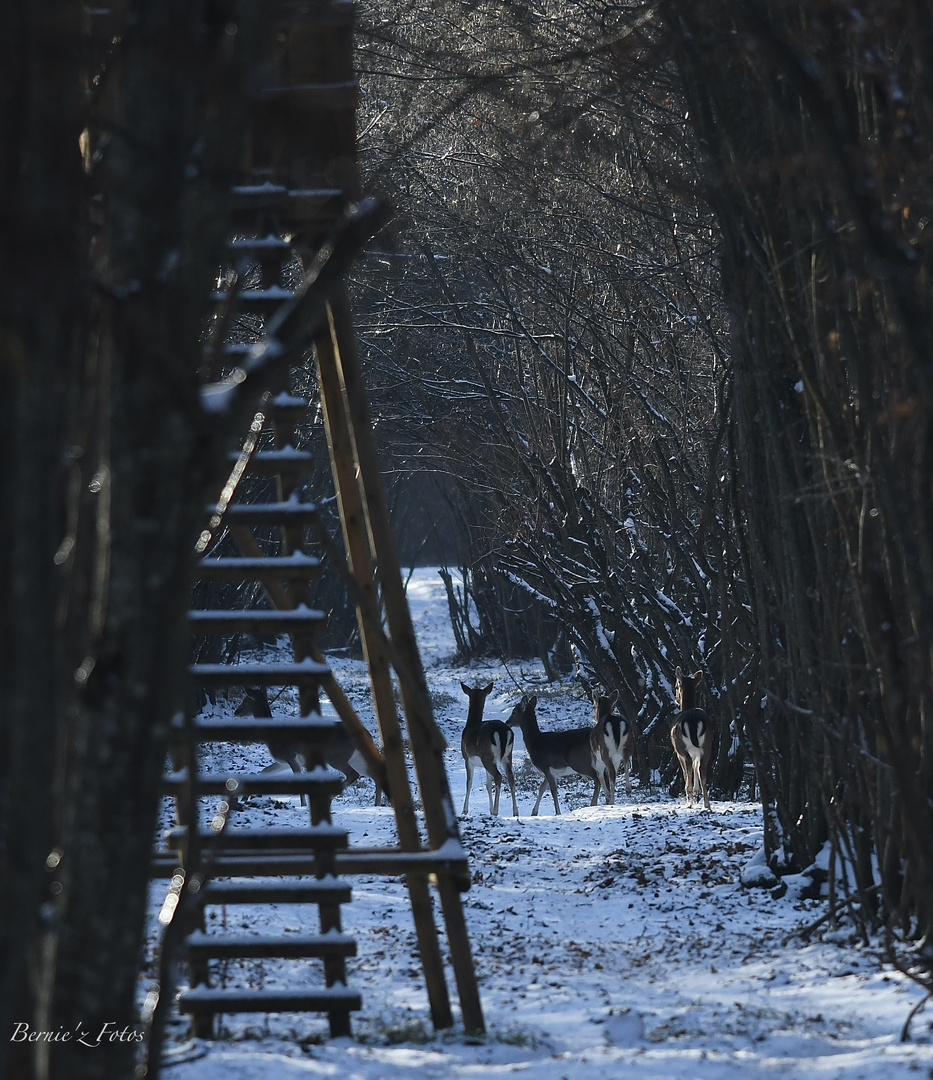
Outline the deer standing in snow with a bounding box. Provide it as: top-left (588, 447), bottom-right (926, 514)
top-left (235, 687), bottom-right (384, 806)
top-left (670, 667), bottom-right (713, 810)
top-left (460, 681), bottom-right (519, 817)
top-left (506, 694), bottom-right (604, 815)
top-left (590, 689), bottom-right (635, 804)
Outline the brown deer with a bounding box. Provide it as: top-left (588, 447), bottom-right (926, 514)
top-left (590, 690), bottom-right (635, 804)
top-left (506, 694), bottom-right (603, 815)
top-left (670, 667), bottom-right (713, 810)
top-left (235, 687), bottom-right (384, 806)
top-left (460, 681), bottom-right (519, 817)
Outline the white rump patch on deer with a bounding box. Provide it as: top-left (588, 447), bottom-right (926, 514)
top-left (604, 718), bottom-right (629, 758)
top-left (680, 719), bottom-right (708, 760)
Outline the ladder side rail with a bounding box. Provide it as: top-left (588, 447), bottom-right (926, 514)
top-left (315, 323), bottom-right (455, 1031)
top-left (323, 290), bottom-right (486, 1036)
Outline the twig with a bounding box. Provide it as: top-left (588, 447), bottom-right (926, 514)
top-left (783, 883), bottom-right (881, 946)
top-left (900, 990), bottom-right (933, 1043)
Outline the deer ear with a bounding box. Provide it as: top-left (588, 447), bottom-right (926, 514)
top-left (528, 695), bottom-right (538, 709)
top-left (608, 689), bottom-right (620, 706)
top-left (482, 682), bottom-right (494, 695)
top-left (693, 670), bottom-right (704, 683)
top-left (675, 666), bottom-right (683, 680)
top-left (460, 681), bottom-right (470, 695)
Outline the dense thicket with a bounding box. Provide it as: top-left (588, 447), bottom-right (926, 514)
top-left (345, 0), bottom-right (933, 959)
top-left (347, 0), bottom-right (751, 791)
top-left (666, 0), bottom-right (933, 948)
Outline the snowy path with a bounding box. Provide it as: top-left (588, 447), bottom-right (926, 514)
top-left (157, 569), bottom-right (933, 1079)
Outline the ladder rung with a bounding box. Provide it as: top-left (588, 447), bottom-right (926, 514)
top-left (153, 846), bottom-right (471, 884)
top-left (212, 286), bottom-right (296, 310)
top-left (336, 846), bottom-right (471, 882)
top-left (188, 660), bottom-right (329, 688)
top-left (196, 554), bottom-right (321, 582)
top-left (271, 392), bottom-right (310, 418)
top-left (188, 606), bottom-right (326, 634)
top-left (256, 81), bottom-right (358, 112)
top-left (198, 878), bottom-right (352, 905)
top-left (163, 824), bottom-right (349, 851)
top-left (219, 501), bottom-right (319, 526)
top-left (225, 447), bottom-right (315, 473)
top-left (161, 769), bottom-right (345, 796)
top-left (229, 186), bottom-right (344, 220)
top-left (186, 930), bottom-right (356, 960)
top-left (185, 715), bottom-right (339, 742)
top-left (226, 232), bottom-right (294, 256)
top-left (273, 1), bottom-right (355, 28)
top-left (178, 985), bottom-right (361, 1015)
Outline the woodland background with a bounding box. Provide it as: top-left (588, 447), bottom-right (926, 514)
top-left (1, 2), bottom-right (932, 1078)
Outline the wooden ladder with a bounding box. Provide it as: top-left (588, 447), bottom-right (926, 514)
top-left (150, 0), bottom-right (484, 1043)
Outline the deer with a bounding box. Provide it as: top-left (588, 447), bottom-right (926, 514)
top-left (590, 689), bottom-right (635, 804)
top-left (670, 667), bottom-right (713, 811)
top-left (460, 681), bottom-right (519, 817)
top-left (235, 687), bottom-right (384, 806)
top-left (506, 694), bottom-right (605, 815)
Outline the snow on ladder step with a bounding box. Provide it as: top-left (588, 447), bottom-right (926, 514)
top-left (177, 985), bottom-right (362, 1017)
top-left (211, 285), bottom-right (297, 311)
top-left (188, 659), bottom-right (330, 688)
top-left (270, 392), bottom-right (310, 423)
top-left (224, 446), bottom-right (315, 473)
top-left (218, 499), bottom-right (320, 526)
top-left (226, 231), bottom-right (294, 257)
top-left (229, 185), bottom-right (344, 222)
top-left (195, 552), bottom-right (321, 581)
top-left (185, 930), bottom-right (356, 960)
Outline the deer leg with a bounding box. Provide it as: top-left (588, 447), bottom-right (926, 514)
top-left (605, 760), bottom-right (617, 805)
top-left (590, 778), bottom-right (601, 806)
top-left (698, 759), bottom-right (711, 811)
top-left (462, 757), bottom-right (474, 815)
top-left (691, 758), bottom-right (703, 804)
top-left (288, 750), bottom-right (311, 808)
top-left (531, 777), bottom-right (549, 816)
top-left (504, 761), bottom-right (519, 817)
top-left (678, 754), bottom-right (692, 802)
top-left (546, 773), bottom-right (561, 816)
top-left (486, 771), bottom-right (500, 815)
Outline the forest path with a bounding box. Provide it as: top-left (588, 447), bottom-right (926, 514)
top-left (160, 568), bottom-right (933, 1079)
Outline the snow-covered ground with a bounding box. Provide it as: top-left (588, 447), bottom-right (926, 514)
top-left (152, 568), bottom-right (933, 1078)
